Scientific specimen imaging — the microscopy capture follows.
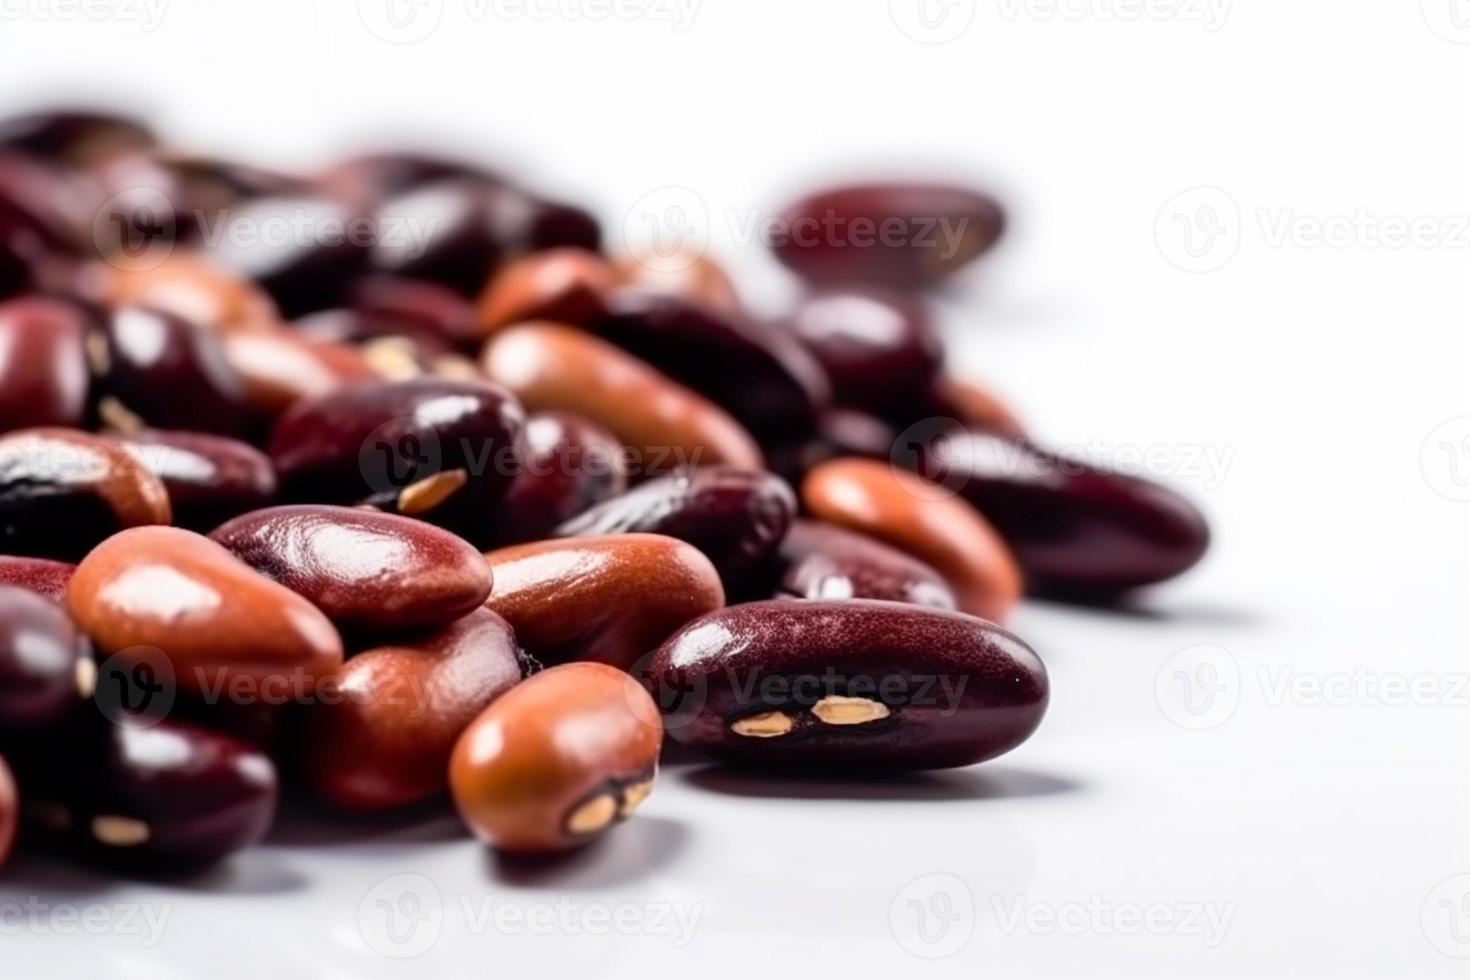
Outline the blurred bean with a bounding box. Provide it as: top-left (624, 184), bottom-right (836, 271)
top-left (0, 296), bottom-right (92, 431)
top-left (475, 247), bottom-right (615, 334)
top-left (773, 519), bottom-right (957, 609)
top-left (0, 585), bottom-right (92, 733)
top-left (115, 430), bottom-right (277, 531)
top-left (0, 556), bottom-right (75, 602)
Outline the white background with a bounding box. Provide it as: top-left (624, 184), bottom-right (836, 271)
top-left (1, 1), bottom-right (1468, 976)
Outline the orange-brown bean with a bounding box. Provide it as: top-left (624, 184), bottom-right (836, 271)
top-left (92, 251), bottom-right (278, 330)
top-left (221, 325), bottom-right (381, 415)
top-left (450, 662), bottom-right (661, 852)
top-left (475, 248), bottom-right (616, 334)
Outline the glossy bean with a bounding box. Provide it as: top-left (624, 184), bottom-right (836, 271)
top-left (490, 412), bottom-right (628, 544)
top-left (0, 586), bottom-right (92, 732)
top-left (306, 608), bottom-right (523, 810)
top-left (210, 504), bottom-right (493, 635)
top-left (481, 322), bottom-right (762, 473)
top-left (555, 467), bottom-right (795, 595)
top-left (0, 296), bottom-right (91, 431)
top-left (346, 274), bottom-right (482, 346)
top-left (67, 526), bottom-right (344, 696)
top-left (115, 430), bottom-right (277, 532)
top-left (155, 153), bottom-right (301, 242)
top-left (221, 324), bottom-right (381, 416)
top-left (647, 600), bottom-right (1047, 769)
top-left (483, 534), bottom-right (724, 671)
top-left (0, 428), bottom-right (171, 560)
top-left (268, 378), bottom-right (524, 535)
top-left (773, 519), bottom-right (957, 609)
top-left (770, 182), bottom-right (1005, 289)
top-left (610, 254), bottom-right (740, 314)
top-left (801, 458), bottom-right (1022, 623)
top-left (475, 248), bottom-right (616, 334)
top-left (0, 555), bottom-right (75, 602)
top-left (450, 662), bottom-right (661, 852)
top-left (926, 377), bottom-right (1026, 440)
top-left (96, 251), bottom-right (280, 330)
top-left (0, 754), bottom-right (14, 868)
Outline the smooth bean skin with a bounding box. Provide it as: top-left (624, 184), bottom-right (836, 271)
top-left (490, 412), bottom-right (628, 545)
top-left (588, 291), bottom-right (831, 443)
top-left (770, 182), bottom-right (1006, 289)
top-left (268, 378), bottom-right (524, 531)
top-left (221, 324), bottom-right (381, 417)
top-left (926, 377), bottom-right (1026, 440)
top-left (481, 322), bottom-right (763, 472)
top-left (610, 254), bottom-right (740, 314)
top-left (345, 274), bottom-right (483, 346)
top-left (0, 585), bottom-right (92, 733)
top-left (97, 306), bottom-right (254, 436)
top-left (0, 150), bottom-right (90, 258)
top-left (0, 753), bottom-right (14, 868)
top-left (210, 505), bottom-right (493, 635)
top-left (773, 519), bottom-right (957, 609)
top-left (95, 251), bottom-right (280, 330)
top-left (647, 600), bottom-right (1047, 770)
top-left (555, 467), bottom-right (795, 595)
top-left (483, 534), bottom-right (724, 671)
top-left (801, 458), bottom-right (1022, 623)
top-left (0, 428), bottom-right (171, 560)
top-left (306, 608), bottom-right (523, 811)
top-left (932, 432), bottom-right (1211, 594)
top-left (0, 555), bottom-right (75, 602)
top-left (67, 526), bottom-right (344, 696)
top-left (788, 290), bottom-right (942, 419)
top-left (115, 430), bottom-right (277, 532)
top-left (0, 110), bottom-right (154, 168)
top-left (450, 662), bottom-right (662, 852)
top-left (0, 296), bottom-right (91, 431)
top-left (475, 248), bottom-right (616, 334)
top-left (20, 716), bottom-right (277, 870)
top-left (156, 153), bottom-right (301, 242)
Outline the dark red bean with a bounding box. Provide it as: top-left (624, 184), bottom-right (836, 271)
top-left (0, 585), bottom-right (91, 733)
top-left (18, 716), bottom-right (277, 870)
top-left (268, 378), bottom-right (524, 537)
top-left (346, 275), bottom-right (482, 347)
top-left (115, 430), bottom-right (277, 532)
top-left (773, 520), bottom-right (957, 610)
top-left (210, 504), bottom-right (493, 635)
top-left (0, 150), bottom-right (91, 264)
top-left (555, 467), bottom-right (795, 595)
top-left (490, 412), bottom-right (628, 545)
top-left (306, 608), bottom-right (523, 810)
top-left (0, 109), bottom-right (154, 168)
top-left (155, 153), bottom-right (302, 242)
top-left (589, 291), bottom-right (831, 443)
top-left (930, 431), bottom-right (1211, 594)
top-left (316, 152), bottom-right (503, 206)
top-left (95, 306), bottom-right (254, 436)
top-left (770, 182), bottom-right (1006, 290)
top-left (0, 753), bottom-right (15, 868)
top-left (647, 600), bottom-right (1047, 770)
top-left (788, 289), bottom-right (942, 419)
top-left (0, 296), bottom-right (92, 431)
top-left (0, 556), bottom-right (75, 602)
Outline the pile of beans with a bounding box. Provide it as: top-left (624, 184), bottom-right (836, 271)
top-left (0, 107), bottom-right (1209, 869)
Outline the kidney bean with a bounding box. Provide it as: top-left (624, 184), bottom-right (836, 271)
top-left (317, 152), bottom-right (503, 205)
top-left (926, 431), bottom-right (1211, 594)
top-left (221, 324), bottom-right (381, 417)
top-left (96, 250), bottom-right (280, 330)
top-left (610, 254), bottom-right (740, 314)
top-left (773, 519), bottom-right (957, 609)
top-left (788, 289), bottom-right (942, 419)
top-left (210, 504), bottom-right (493, 635)
top-left (67, 526), bottom-right (344, 696)
top-left (0, 585), bottom-right (92, 733)
top-left (20, 715), bottom-right (277, 870)
top-left (0, 296), bottom-right (91, 431)
top-left (0, 151), bottom-right (90, 267)
top-left (268, 378), bottom-right (524, 536)
top-left (0, 428), bottom-right (171, 560)
top-left (481, 322), bottom-right (762, 473)
top-left (555, 467), bottom-right (795, 595)
top-left (483, 534), bottom-right (724, 671)
top-left (475, 248), bottom-right (616, 334)
top-left (588, 290), bottom-right (831, 443)
top-left (450, 661), bottom-right (661, 852)
top-left (94, 306), bottom-right (254, 436)
top-left (490, 411), bottom-right (628, 544)
top-left (770, 181), bottom-right (1006, 290)
top-left (0, 556), bottom-right (75, 602)
top-left (766, 408), bottom-right (898, 486)
top-left (306, 608), bottom-right (522, 810)
top-left (346, 274), bottom-right (482, 347)
top-left (155, 153), bottom-right (301, 242)
top-left (801, 458), bottom-right (1021, 623)
top-left (926, 377), bottom-right (1026, 439)
top-left (0, 109), bottom-right (154, 169)
top-left (370, 178), bottom-right (599, 296)
top-left (647, 600), bottom-right (1046, 770)
top-left (115, 430), bottom-right (277, 532)
top-left (0, 753), bottom-right (14, 868)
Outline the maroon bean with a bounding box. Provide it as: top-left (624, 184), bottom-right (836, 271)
top-left (317, 151), bottom-right (503, 205)
top-left (773, 520), bottom-right (957, 609)
top-left (0, 150), bottom-right (91, 264)
top-left (647, 600), bottom-right (1047, 770)
top-left (155, 153), bottom-right (302, 242)
top-left (115, 430), bottom-right (277, 532)
top-left (0, 585), bottom-right (91, 733)
top-left (490, 411), bottom-right (628, 544)
top-left (0, 109), bottom-right (154, 168)
top-left (0, 296), bottom-right (92, 431)
top-left (0, 753), bottom-right (14, 868)
top-left (770, 181), bottom-right (1006, 289)
top-left (268, 378), bottom-right (524, 536)
top-left (210, 504), bottom-right (493, 635)
top-left (346, 275), bottom-right (482, 346)
top-left (0, 556), bottom-right (75, 602)
top-left (555, 466), bottom-right (795, 594)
